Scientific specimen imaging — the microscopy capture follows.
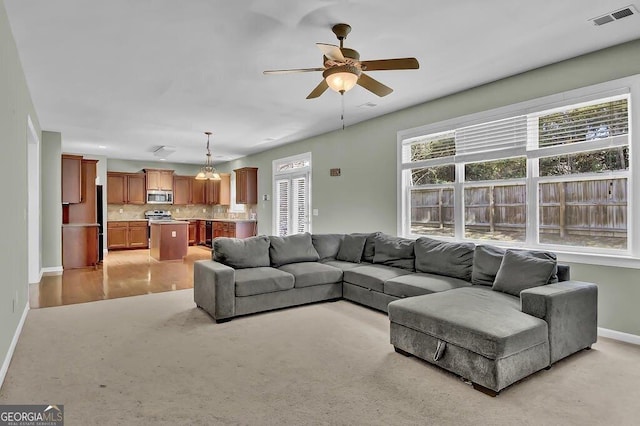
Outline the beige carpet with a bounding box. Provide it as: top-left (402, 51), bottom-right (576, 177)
top-left (1, 290), bottom-right (639, 425)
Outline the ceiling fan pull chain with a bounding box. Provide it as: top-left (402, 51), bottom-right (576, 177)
top-left (341, 93), bottom-right (345, 130)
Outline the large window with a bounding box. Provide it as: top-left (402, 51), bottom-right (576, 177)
top-left (400, 90), bottom-right (631, 256)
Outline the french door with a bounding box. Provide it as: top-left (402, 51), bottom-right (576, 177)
top-left (273, 153), bottom-right (312, 236)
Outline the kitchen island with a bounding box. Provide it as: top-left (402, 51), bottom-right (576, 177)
top-left (149, 221), bottom-right (188, 261)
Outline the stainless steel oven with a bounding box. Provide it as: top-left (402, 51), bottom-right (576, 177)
top-left (146, 190), bottom-right (173, 204)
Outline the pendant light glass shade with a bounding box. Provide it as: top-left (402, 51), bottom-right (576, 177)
top-left (195, 132), bottom-right (221, 181)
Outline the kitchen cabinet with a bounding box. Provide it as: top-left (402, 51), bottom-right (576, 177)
top-left (62, 225), bottom-right (99, 269)
top-left (128, 221), bottom-right (149, 248)
top-left (192, 178), bottom-right (207, 204)
top-left (234, 167), bottom-right (258, 204)
top-left (173, 175), bottom-right (192, 205)
top-left (62, 154), bottom-right (83, 204)
top-left (213, 221), bottom-right (256, 238)
top-left (204, 173), bottom-right (230, 205)
top-left (145, 169), bottom-right (174, 191)
top-left (107, 221), bottom-right (149, 250)
top-left (107, 172), bottom-right (146, 204)
top-left (198, 221), bottom-right (206, 245)
top-left (67, 159), bottom-right (97, 224)
top-left (188, 220), bottom-right (197, 245)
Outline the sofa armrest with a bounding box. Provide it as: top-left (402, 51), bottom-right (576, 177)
top-left (194, 260), bottom-right (235, 321)
top-left (521, 281), bottom-right (597, 364)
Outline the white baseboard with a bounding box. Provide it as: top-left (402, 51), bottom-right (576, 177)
top-left (0, 303), bottom-right (29, 390)
top-left (41, 266), bottom-right (63, 276)
top-left (598, 327), bottom-right (640, 345)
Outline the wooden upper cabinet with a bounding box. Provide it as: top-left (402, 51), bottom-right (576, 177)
top-left (205, 179), bottom-right (219, 205)
top-left (67, 159), bottom-right (97, 224)
top-left (107, 173), bottom-right (126, 204)
top-left (107, 172), bottom-right (146, 204)
top-left (173, 176), bottom-right (192, 205)
top-left (126, 174), bottom-right (146, 204)
top-left (145, 169), bottom-right (174, 191)
top-left (192, 178), bottom-right (206, 205)
top-left (234, 167), bottom-right (258, 204)
top-left (62, 154), bottom-right (83, 204)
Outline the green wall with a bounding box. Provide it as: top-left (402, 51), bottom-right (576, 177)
top-left (0, 1), bottom-right (41, 377)
top-left (221, 39), bottom-right (640, 336)
top-left (41, 131), bottom-right (62, 270)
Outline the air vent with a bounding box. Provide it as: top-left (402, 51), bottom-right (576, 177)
top-left (153, 145), bottom-right (176, 158)
top-left (590, 5), bottom-right (638, 26)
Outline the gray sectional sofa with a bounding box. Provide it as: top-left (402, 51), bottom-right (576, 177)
top-left (193, 232), bottom-right (597, 395)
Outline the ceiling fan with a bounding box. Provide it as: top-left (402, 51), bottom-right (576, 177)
top-left (263, 23), bottom-right (419, 99)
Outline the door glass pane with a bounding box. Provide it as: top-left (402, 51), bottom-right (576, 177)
top-left (275, 179), bottom-right (290, 237)
top-left (292, 176), bottom-right (308, 234)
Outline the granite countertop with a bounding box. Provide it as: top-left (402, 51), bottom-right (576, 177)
top-left (108, 219), bottom-right (149, 222)
top-left (174, 217), bottom-right (257, 223)
top-left (149, 220), bottom-right (189, 225)
top-left (62, 223), bottom-right (100, 227)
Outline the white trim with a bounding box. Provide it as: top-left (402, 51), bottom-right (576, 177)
top-left (0, 303), bottom-right (29, 389)
top-left (598, 327), bottom-right (640, 345)
top-left (398, 75), bottom-right (637, 259)
top-left (41, 266), bottom-right (63, 276)
top-left (272, 152), bottom-right (312, 235)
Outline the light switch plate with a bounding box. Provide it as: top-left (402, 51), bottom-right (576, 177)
top-left (313, 209), bottom-right (319, 216)
top-left (171, 231), bottom-right (176, 237)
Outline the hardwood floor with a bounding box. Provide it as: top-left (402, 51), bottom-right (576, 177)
top-left (30, 246), bottom-right (211, 308)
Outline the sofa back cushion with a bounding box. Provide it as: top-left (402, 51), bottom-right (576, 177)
top-left (336, 234), bottom-right (367, 263)
top-left (213, 235), bottom-right (271, 269)
top-left (349, 232), bottom-right (380, 263)
top-left (312, 234), bottom-right (344, 261)
top-left (372, 233), bottom-right (415, 271)
top-left (472, 244), bottom-right (559, 286)
top-left (269, 233), bottom-right (320, 267)
top-left (414, 237), bottom-right (475, 281)
top-left (492, 249), bottom-right (557, 297)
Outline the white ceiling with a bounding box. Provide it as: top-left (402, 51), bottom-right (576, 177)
top-left (5, 0), bottom-right (640, 165)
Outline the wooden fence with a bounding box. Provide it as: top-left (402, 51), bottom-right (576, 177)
top-left (411, 178), bottom-right (627, 239)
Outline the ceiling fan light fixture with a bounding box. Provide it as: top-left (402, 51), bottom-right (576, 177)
top-left (323, 65), bottom-right (360, 94)
top-left (195, 132), bottom-right (222, 181)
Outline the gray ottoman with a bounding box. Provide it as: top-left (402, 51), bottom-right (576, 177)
top-left (388, 287), bottom-right (551, 395)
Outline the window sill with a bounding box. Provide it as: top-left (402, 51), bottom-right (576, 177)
top-left (555, 251), bottom-right (640, 270)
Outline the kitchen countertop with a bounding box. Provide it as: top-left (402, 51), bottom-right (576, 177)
top-left (149, 220), bottom-right (189, 224)
top-left (62, 223), bottom-right (99, 227)
top-left (174, 218), bottom-right (257, 223)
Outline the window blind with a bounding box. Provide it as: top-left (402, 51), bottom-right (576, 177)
top-left (455, 115), bottom-right (527, 160)
top-left (537, 99), bottom-right (628, 148)
top-left (275, 178), bottom-right (290, 236)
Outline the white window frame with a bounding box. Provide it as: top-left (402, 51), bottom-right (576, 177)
top-left (397, 74), bottom-right (640, 268)
top-left (272, 152), bottom-right (312, 235)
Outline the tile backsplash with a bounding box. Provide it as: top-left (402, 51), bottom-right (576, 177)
top-left (107, 204), bottom-right (255, 221)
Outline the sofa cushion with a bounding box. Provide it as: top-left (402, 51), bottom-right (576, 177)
top-left (269, 233), bottom-right (320, 267)
top-left (213, 235), bottom-right (270, 269)
top-left (414, 237), bottom-right (475, 281)
top-left (471, 244), bottom-right (559, 286)
top-left (312, 234), bottom-right (344, 261)
top-left (384, 273), bottom-right (471, 298)
top-left (336, 234), bottom-right (367, 263)
top-left (362, 232), bottom-right (381, 263)
top-left (279, 262), bottom-right (343, 288)
top-left (387, 287), bottom-right (548, 359)
top-left (321, 260), bottom-right (362, 271)
top-left (372, 234), bottom-right (415, 271)
top-left (492, 250), bottom-right (557, 297)
top-left (235, 267), bottom-right (295, 297)
top-left (343, 264), bottom-right (411, 292)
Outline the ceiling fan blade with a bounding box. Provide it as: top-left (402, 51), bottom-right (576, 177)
top-left (263, 67), bottom-right (324, 75)
top-left (316, 43), bottom-right (345, 62)
top-left (360, 57), bottom-right (419, 71)
top-left (357, 73), bottom-right (393, 97)
top-left (306, 80), bottom-right (329, 99)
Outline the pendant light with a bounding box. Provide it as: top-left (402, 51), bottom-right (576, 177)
top-left (195, 132), bottom-right (221, 180)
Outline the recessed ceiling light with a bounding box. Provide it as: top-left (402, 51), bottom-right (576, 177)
top-left (159, 158), bottom-right (167, 161)
top-left (98, 145), bottom-right (107, 149)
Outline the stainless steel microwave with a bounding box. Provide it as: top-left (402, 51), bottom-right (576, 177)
top-left (146, 190), bottom-right (173, 204)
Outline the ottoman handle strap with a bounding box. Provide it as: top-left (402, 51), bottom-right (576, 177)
top-left (434, 340), bottom-right (447, 361)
